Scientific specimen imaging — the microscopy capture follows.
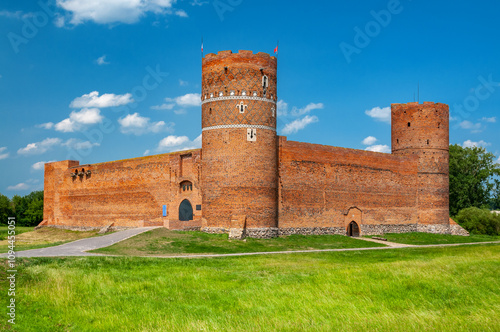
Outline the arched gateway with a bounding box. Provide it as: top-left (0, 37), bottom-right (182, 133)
top-left (347, 221), bottom-right (360, 237)
top-left (179, 199), bottom-right (193, 221)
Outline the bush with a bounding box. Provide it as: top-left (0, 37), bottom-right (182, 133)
top-left (454, 207), bottom-right (500, 235)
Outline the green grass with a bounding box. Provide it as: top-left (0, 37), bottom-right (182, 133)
top-left (1, 244), bottom-right (498, 331)
top-left (0, 227), bottom-right (102, 253)
top-left (365, 232), bottom-right (500, 245)
top-left (0, 226), bottom-right (34, 240)
top-left (90, 228), bottom-right (385, 256)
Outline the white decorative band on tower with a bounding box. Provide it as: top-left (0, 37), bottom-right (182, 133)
top-left (202, 96), bottom-right (276, 105)
top-left (201, 124), bottom-right (276, 132)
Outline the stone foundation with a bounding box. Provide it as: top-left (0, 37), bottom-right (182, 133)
top-left (278, 227), bottom-right (346, 236)
top-left (360, 224), bottom-right (418, 236)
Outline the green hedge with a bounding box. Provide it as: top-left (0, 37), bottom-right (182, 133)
top-left (454, 207), bottom-right (500, 235)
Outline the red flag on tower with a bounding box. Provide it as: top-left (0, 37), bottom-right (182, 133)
top-left (274, 44), bottom-right (278, 54)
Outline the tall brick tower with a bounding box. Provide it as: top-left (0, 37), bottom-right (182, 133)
top-left (391, 102), bottom-right (450, 232)
top-left (201, 50), bottom-right (278, 236)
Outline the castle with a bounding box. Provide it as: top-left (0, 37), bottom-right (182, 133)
top-left (41, 50), bottom-right (468, 238)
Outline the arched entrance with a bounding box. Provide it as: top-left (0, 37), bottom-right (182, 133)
top-left (347, 221), bottom-right (360, 237)
top-left (179, 199), bottom-right (193, 221)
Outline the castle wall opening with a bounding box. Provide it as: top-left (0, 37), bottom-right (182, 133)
top-left (179, 199), bottom-right (193, 221)
top-left (348, 221), bottom-right (360, 237)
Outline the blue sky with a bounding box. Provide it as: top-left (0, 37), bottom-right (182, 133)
top-left (1, 0), bottom-right (499, 197)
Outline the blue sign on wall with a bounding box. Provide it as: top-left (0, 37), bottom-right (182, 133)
top-left (162, 205), bottom-right (167, 217)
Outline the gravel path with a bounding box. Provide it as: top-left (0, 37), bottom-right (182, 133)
top-left (3, 227), bottom-right (159, 257)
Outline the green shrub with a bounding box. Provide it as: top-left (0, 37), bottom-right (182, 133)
top-left (454, 207), bottom-right (500, 235)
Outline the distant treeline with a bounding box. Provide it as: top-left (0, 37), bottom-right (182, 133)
top-left (0, 191), bottom-right (43, 226)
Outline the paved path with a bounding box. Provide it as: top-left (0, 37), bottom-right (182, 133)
top-left (3, 229), bottom-right (499, 258)
top-left (3, 227), bottom-right (159, 258)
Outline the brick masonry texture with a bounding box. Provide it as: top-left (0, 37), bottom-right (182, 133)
top-left (42, 50), bottom-right (468, 238)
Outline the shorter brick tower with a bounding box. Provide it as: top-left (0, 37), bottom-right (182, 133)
top-left (201, 50), bottom-right (278, 237)
top-left (391, 102), bottom-right (450, 232)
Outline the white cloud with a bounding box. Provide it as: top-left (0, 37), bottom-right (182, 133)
top-left (481, 117), bottom-right (496, 123)
top-left (290, 103), bottom-right (324, 116)
top-left (156, 134), bottom-right (202, 152)
top-left (174, 9), bottom-right (188, 17)
top-left (54, 108), bottom-right (103, 132)
top-left (18, 138), bottom-right (98, 155)
top-left (7, 183), bottom-right (30, 191)
top-left (190, 0), bottom-right (209, 6)
top-left (62, 138), bottom-right (100, 150)
top-left (153, 93), bottom-right (201, 113)
top-left (0, 10), bottom-right (33, 19)
top-left (0, 147), bottom-right (9, 160)
top-left (37, 122), bottom-right (55, 130)
top-left (365, 106), bottom-right (391, 124)
top-left (277, 100), bottom-right (288, 116)
top-left (70, 91), bottom-right (133, 108)
top-left (281, 115), bottom-right (319, 135)
top-left (459, 120), bottom-right (482, 133)
top-left (365, 145), bottom-right (391, 153)
top-left (179, 79), bottom-right (188, 86)
top-left (118, 113), bottom-right (173, 135)
top-left (7, 179), bottom-right (41, 191)
top-left (96, 55), bottom-right (110, 65)
top-left (143, 150), bottom-right (150, 156)
top-left (151, 103), bottom-right (175, 110)
top-left (18, 138), bottom-right (62, 155)
top-left (462, 140), bottom-right (491, 148)
top-left (496, 156), bottom-right (500, 164)
top-left (362, 136), bottom-right (378, 145)
top-left (56, 0), bottom-right (176, 25)
top-left (168, 93), bottom-right (202, 107)
top-left (32, 161), bottom-right (57, 171)
top-left (54, 14), bottom-right (65, 27)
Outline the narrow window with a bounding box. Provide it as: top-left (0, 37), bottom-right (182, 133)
top-left (397, 139), bottom-right (399, 144)
top-left (408, 122), bottom-right (411, 127)
top-left (262, 75), bottom-right (268, 88)
top-left (427, 139), bottom-right (430, 145)
top-left (438, 123), bottom-right (440, 128)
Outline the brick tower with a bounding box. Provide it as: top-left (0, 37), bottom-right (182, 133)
top-left (201, 50), bottom-right (278, 236)
top-left (391, 102), bottom-right (450, 232)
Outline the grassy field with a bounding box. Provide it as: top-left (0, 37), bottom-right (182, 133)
top-left (90, 228), bottom-right (385, 256)
top-left (365, 232), bottom-right (500, 245)
top-left (0, 227), bottom-right (101, 253)
top-left (0, 244), bottom-right (498, 331)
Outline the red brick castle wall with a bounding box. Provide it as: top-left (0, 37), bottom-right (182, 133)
top-left (41, 50), bottom-right (467, 237)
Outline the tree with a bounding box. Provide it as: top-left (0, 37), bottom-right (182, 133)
top-left (0, 194), bottom-right (14, 225)
top-left (25, 198), bottom-right (44, 226)
top-left (449, 144), bottom-right (500, 216)
top-left (491, 179), bottom-right (500, 210)
top-left (10, 191), bottom-right (44, 226)
top-left (454, 207), bottom-right (500, 235)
